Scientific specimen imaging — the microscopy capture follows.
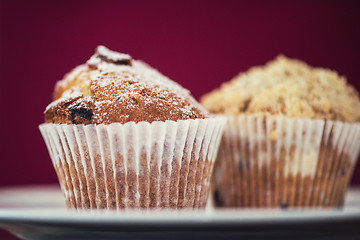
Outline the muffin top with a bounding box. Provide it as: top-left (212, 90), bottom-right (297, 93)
top-left (201, 55), bottom-right (360, 122)
top-left (45, 46), bottom-right (208, 124)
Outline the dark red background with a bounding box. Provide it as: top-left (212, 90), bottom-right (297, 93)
top-left (0, 0), bottom-right (360, 239)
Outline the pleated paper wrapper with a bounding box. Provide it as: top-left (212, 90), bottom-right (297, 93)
top-left (39, 117), bottom-right (225, 209)
top-left (214, 115), bottom-right (360, 208)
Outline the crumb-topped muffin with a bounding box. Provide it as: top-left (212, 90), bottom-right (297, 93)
top-left (201, 56), bottom-right (360, 208)
top-left (39, 46), bottom-right (225, 209)
top-left (201, 55), bottom-right (360, 122)
top-left (45, 46), bottom-right (208, 124)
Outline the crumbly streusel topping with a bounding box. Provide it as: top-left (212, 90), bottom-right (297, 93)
top-left (201, 55), bottom-right (360, 122)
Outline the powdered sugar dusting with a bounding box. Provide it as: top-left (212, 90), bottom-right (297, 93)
top-left (45, 46), bottom-right (208, 124)
top-left (45, 89), bottom-right (83, 112)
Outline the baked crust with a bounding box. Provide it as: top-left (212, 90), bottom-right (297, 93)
top-left (201, 55), bottom-right (360, 122)
top-left (45, 46), bottom-right (208, 124)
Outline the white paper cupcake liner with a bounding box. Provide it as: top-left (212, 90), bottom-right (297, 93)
top-left (214, 115), bottom-right (360, 208)
top-left (39, 117), bottom-right (226, 209)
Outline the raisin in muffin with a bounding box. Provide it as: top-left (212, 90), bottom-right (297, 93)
top-left (40, 46), bottom-right (225, 209)
top-left (201, 55), bottom-right (360, 208)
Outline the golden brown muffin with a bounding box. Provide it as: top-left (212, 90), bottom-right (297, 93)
top-left (45, 46), bottom-right (208, 124)
top-left (40, 46), bottom-right (226, 210)
top-left (201, 55), bottom-right (360, 122)
top-left (201, 56), bottom-right (360, 209)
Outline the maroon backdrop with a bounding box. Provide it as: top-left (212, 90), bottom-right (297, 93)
top-left (1, 0), bottom-right (359, 239)
top-left (1, 0), bottom-right (360, 185)
top-left (1, 0), bottom-right (360, 187)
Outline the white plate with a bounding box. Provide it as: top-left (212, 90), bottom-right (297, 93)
top-left (0, 185), bottom-right (359, 240)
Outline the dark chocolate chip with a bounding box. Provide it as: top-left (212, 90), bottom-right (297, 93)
top-left (242, 99), bottom-right (251, 112)
top-left (339, 168), bottom-right (347, 176)
top-left (69, 103), bottom-right (93, 123)
top-left (96, 46), bottom-right (132, 66)
top-left (98, 54), bottom-right (132, 66)
top-left (214, 188), bottom-right (224, 207)
top-left (238, 161), bottom-right (244, 171)
top-left (239, 160), bottom-right (249, 171)
top-left (186, 112), bottom-right (198, 119)
top-left (280, 203), bottom-right (289, 209)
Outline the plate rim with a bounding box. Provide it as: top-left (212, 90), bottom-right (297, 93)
top-left (0, 185), bottom-right (359, 226)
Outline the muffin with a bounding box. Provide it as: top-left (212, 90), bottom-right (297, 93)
top-left (201, 55), bottom-right (360, 208)
top-left (40, 46), bottom-right (225, 209)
